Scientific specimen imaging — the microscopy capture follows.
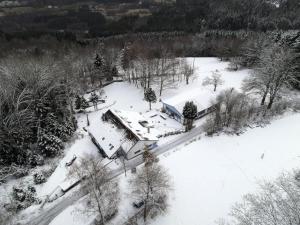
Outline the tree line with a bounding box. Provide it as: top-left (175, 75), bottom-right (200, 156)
top-left (0, 0), bottom-right (299, 39)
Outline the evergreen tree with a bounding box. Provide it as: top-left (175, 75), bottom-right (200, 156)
top-left (94, 54), bottom-right (104, 68)
top-left (81, 97), bottom-right (89, 110)
top-left (111, 66), bottom-right (119, 78)
top-left (75, 95), bottom-right (89, 111)
top-left (94, 53), bottom-right (106, 86)
top-left (183, 101), bottom-right (198, 131)
top-left (102, 62), bottom-right (113, 81)
top-left (144, 88), bottom-right (157, 110)
top-left (75, 95), bottom-right (82, 110)
top-left (38, 132), bottom-right (63, 157)
top-left (120, 45), bottom-right (130, 71)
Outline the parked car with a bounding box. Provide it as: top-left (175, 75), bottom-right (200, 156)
top-left (133, 200), bottom-right (144, 208)
top-left (65, 155), bottom-right (77, 167)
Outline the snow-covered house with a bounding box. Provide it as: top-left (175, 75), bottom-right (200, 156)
top-left (88, 109), bottom-right (159, 160)
top-left (162, 90), bottom-right (217, 123)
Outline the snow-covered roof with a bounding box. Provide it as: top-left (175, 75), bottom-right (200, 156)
top-left (110, 109), bottom-right (159, 142)
top-left (87, 117), bottom-right (135, 158)
top-left (162, 89), bottom-right (217, 114)
top-left (59, 178), bottom-right (81, 192)
top-left (87, 109), bottom-right (159, 158)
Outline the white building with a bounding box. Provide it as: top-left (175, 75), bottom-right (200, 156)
top-left (88, 109), bottom-right (159, 160)
top-left (162, 89), bottom-right (218, 123)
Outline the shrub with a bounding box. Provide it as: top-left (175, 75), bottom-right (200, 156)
top-left (9, 185), bottom-right (41, 212)
top-left (33, 172), bottom-right (46, 185)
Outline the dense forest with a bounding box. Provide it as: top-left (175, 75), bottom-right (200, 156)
top-left (0, 0), bottom-right (299, 39)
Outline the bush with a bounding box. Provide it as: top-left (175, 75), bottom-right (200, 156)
top-left (9, 185), bottom-right (41, 212)
top-left (203, 89), bottom-right (258, 135)
top-left (33, 172), bottom-right (46, 185)
top-left (203, 89), bottom-right (296, 136)
top-left (14, 168), bottom-right (29, 179)
top-left (28, 153), bottom-right (45, 167)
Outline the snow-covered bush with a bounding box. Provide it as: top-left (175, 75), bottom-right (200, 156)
top-left (28, 153), bottom-right (45, 167)
top-left (265, 100), bottom-right (291, 117)
top-left (204, 89), bottom-right (297, 136)
top-left (13, 168), bottom-right (29, 179)
top-left (33, 172), bottom-right (46, 184)
top-left (8, 185), bottom-right (41, 212)
top-left (203, 89), bottom-right (258, 135)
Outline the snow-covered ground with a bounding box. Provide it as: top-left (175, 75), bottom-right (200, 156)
top-left (49, 196), bottom-right (96, 225)
top-left (150, 113), bottom-right (300, 225)
top-left (48, 113), bottom-right (300, 225)
top-left (11, 57), bottom-right (299, 225)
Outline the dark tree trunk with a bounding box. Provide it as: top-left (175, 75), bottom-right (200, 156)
top-left (143, 202), bottom-right (147, 222)
top-left (267, 96), bottom-right (275, 109)
top-left (261, 91), bottom-right (268, 106)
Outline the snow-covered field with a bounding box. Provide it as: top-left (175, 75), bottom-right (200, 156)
top-left (49, 113), bottom-right (300, 225)
top-left (151, 113), bottom-right (300, 225)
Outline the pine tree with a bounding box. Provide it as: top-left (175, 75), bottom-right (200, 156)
top-left (120, 45), bottom-right (130, 71)
top-left (94, 53), bottom-right (106, 86)
top-left (94, 54), bottom-right (104, 68)
top-left (75, 95), bottom-right (82, 110)
top-left (81, 97), bottom-right (89, 110)
top-left (144, 88), bottom-right (157, 110)
top-left (183, 101), bottom-right (198, 131)
top-left (38, 132), bottom-right (63, 157)
top-left (111, 66), bottom-right (119, 78)
top-left (103, 62), bottom-right (113, 81)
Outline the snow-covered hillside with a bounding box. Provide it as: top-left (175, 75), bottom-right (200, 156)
top-left (151, 113), bottom-right (300, 225)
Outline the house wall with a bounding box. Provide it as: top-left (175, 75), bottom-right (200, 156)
top-left (163, 102), bottom-right (218, 123)
top-left (196, 104), bottom-right (217, 119)
top-left (126, 140), bottom-right (157, 160)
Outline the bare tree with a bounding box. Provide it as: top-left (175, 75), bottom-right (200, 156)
top-left (69, 155), bottom-right (120, 225)
top-left (130, 152), bottom-right (171, 222)
top-left (225, 171), bottom-right (300, 225)
top-left (181, 58), bottom-right (194, 85)
top-left (202, 70), bottom-right (224, 91)
top-left (203, 88), bottom-right (257, 134)
top-left (243, 44), bottom-right (298, 109)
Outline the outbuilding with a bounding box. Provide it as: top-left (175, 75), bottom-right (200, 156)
top-left (162, 90), bottom-right (217, 123)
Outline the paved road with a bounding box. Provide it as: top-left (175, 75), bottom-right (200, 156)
top-left (29, 126), bottom-right (203, 225)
